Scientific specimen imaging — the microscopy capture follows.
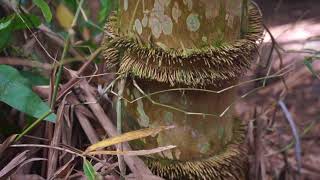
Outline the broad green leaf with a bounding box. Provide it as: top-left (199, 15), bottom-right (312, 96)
top-left (20, 71), bottom-right (49, 86)
top-left (0, 65), bottom-right (55, 122)
top-left (12, 14), bottom-right (41, 30)
top-left (83, 159), bottom-right (96, 180)
top-left (0, 14), bottom-right (41, 31)
top-left (33, 0), bottom-right (52, 23)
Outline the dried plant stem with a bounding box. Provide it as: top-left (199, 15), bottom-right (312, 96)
top-left (278, 100), bottom-right (301, 173)
top-left (47, 96), bottom-right (68, 177)
top-left (266, 119), bottom-right (318, 157)
top-left (10, 144), bottom-right (85, 158)
top-left (57, 47), bottom-right (102, 101)
top-left (68, 94), bottom-right (100, 144)
top-left (79, 81), bottom-right (154, 177)
top-left (117, 78), bottom-right (127, 178)
top-left (50, 35), bottom-right (70, 109)
top-left (0, 57), bottom-right (52, 70)
top-left (88, 145), bottom-right (176, 156)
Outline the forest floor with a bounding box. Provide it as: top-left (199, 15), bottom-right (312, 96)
top-left (237, 0), bottom-right (320, 179)
top-left (0, 0), bottom-right (319, 180)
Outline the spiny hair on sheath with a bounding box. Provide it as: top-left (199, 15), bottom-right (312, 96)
top-left (102, 4), bottom-right (264, 87)
top-left (101, 3), bottom-right (263, 180)
top-left (144, 123), bottom-right (247, 180)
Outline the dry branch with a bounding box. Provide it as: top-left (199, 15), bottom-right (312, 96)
top-left (0, 57), bottom-right (52, 70)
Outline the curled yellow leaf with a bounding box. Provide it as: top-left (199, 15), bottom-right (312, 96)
top-left (56, 4), bottom-right (74, 30)
top-left (85, 126), bottom-right (174, 153)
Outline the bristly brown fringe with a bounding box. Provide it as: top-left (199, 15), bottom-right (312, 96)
top-left (144, 122), bottom-right (247, 180)
top-left (102, 3), bottom-right (262, 180)
top-left (102, 4), bottom-right (264, 87)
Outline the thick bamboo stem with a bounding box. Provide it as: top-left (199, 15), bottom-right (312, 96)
top-left (103, 0), bottom-right (263, 179)
top-left (118, 0), bottom-right (245, 49)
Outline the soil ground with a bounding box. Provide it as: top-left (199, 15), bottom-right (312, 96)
top-left (236, 0), bottom-right (320, 179)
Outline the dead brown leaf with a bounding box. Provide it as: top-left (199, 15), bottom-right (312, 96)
top-left (125, 174), bottom-right (165, 180)
top-left (88, 145), bottom-right (176, 156)
top-left (47, 96), bottom-right (67, 177)
top-left (67, 94), bottom-right (100, 144)
top-left (0, 134), bottom-right (17, 158)
top-left (11, 174), bottom-right (45, 180)
top-left (0, 150), bottom-right (29, 179)
top-left (49, 156), bottom-right (75, 180)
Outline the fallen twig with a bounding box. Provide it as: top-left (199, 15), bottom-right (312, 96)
top-left (278, 100), bottom-right (302, 174)
top-left (0, 57), bottom-right (52, 70)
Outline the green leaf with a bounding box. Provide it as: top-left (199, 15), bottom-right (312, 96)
top-left (98, 0), bottom-right (111, 24)
top-left (11, 14), bottom-right (41, 30)
top-left (0, 14), bottom-right (41, 51)
top-left (0, 14), bottom-right (41, 30)
top-left (0, 65), bottom-right (55, 122)
top-left (304, 57), bottom-right (319, 79)
top-left (33, 0), bottom-right (52, 23)
top-left (0, 17), bottom-right (13, 30)
top-left (86, 20), bottom-right (103, 32)
top-left (98, 0), bottom-right (118, 24)
top-left (20, 71), bottom-right (49, 86)
top-left (0, 16), bottom-right (14, 50)
top-left (63, 0), bottom-right (78, 12)
top-left (83, 159), bottom-right (96, 180)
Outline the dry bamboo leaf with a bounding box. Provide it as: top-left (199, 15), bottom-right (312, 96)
top-left (62, 106), bottom-right (73, 145)
top-left (47, 97), bottom-right (67, 177)
top-left (85, 126), bottom-right (174, 153)
top-left (20, 158), bottom-right (47, 167)
top-left (77, 106), bottom-right (96, 120)
top-left (49, 157), bottom-right (75, 180)
top-left (76, 112), bottom-right (100, 144)
top-left (0, 134), bottom-right (17, 158)
top-left (67, 94), bottom-right (99, 144)
top-left (0, 151), bottom-right (29, 179)
top-left (88, 145), bottom-right (176, 156)
top-left (11, 174), bottom-right (45, 180)
top-left (102, 175), bottom-right (119, 180)
top-left (125, 174), bottom-right (165, 180)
